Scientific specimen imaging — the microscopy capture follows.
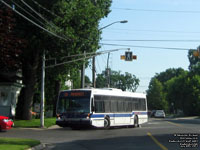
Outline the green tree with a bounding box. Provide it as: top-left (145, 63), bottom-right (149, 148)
top-left (13, 0), bottom-right (112, 120)
top-left (96, 69), bottom-right (139, 92)
top-left (155, 68), bottom-right (186, 84)
top-left (147, 78), bottom-right (168, 111)
top-left (147, 68), bottom-right (187, 113)
top-left (165, 74), bottom-right (200, 116)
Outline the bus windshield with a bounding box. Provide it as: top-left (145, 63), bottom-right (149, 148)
top-left (57, 91), bottom-right (91, 114)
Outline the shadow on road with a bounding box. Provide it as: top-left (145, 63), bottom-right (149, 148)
top-left (48, 133), bottom-right (185, 150)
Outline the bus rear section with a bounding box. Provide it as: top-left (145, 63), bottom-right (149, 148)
top-left (56, 90), bottom-right (92, 128)
top-left (90, 93), bottom-right (148, 128)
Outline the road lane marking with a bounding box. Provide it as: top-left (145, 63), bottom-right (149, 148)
top-left (166, 121), bottom-right (183, 127)
top-left (147, 132), bottom-right (168, 150)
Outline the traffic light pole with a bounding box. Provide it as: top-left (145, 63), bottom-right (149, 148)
top-left (92, 20), bottom-right (128, 88)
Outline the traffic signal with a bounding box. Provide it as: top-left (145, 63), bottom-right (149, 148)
top-left (120, 55), bottom-right (125, 60)
top-left (120, 51), bottom-right (137, 61)
top-left (192, 46), bottom-right (200, 57)
top-left (132, 55), bottom-right (137, 59)
top-left (193, 51), bottom-right (199, 57)
top-left (125, 51), bottom-right (132, 61)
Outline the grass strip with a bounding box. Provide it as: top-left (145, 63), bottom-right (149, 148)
top-left (0, 137), bottom-right (40, 150)
top-left (14, 117), bottom-right (56, 128)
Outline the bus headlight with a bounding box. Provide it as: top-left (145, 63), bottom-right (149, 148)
top-left (87, 113), bottom-right (91, 119)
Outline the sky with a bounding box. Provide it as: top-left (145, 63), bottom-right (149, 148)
top-left (86, 0), bottom-right (200, 93)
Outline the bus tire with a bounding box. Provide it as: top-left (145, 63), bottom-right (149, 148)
top-left (134, 115), bottom-right (139, 128)
top-left (104, 117), bottom-right (110, 129)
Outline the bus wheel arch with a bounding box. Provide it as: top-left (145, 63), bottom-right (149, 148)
top-left (104, 116), bottom-right (110, 129)
top-left (134, 115), bottom-right (139, 128)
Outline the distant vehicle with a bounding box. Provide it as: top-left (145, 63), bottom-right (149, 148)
top-left (154, 110), bottom-right (165, 118)
top-left (150, 110), bottom-right (156, 117)
top-left (56, 88), bottom-right (148, 129)
top-left (0, 116), bottom-right (14, 131)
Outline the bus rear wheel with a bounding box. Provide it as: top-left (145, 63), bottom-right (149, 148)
top-left (104, 117), bottom-right (110, 129)
top-left (134, 115), bottom-right (139, 128)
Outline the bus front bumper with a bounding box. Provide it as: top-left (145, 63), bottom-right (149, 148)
top-left (56, 119), bottom-right (91, 127)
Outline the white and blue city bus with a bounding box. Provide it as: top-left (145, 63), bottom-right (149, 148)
top-left (56, 88), bottom-right (148, 129)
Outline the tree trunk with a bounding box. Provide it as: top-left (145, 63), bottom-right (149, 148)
top-left (16, 48), bottom-right (40, 120)
top-left (53, 80), bottom-right (61, 116)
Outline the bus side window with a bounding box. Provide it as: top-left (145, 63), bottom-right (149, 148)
top-left (94, 95), bottom-right (105, 113)
top-left (103, 96), bottom-right (111, 113)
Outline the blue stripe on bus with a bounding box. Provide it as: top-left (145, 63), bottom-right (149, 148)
top-left (90, 112), bottom-right (147, 118)
top-left (91, 114), bottom-right (105, 118)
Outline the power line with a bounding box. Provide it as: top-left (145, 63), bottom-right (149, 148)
top-left (19, 0), bottom-right (59, 30)
top-left (11, 0), bottom-right (45, 26)
top-left (104, 28), bottom-right (200, 34)
top-left (100, 43), bottom-right (191, 51)
top-left (113, 7), bottom-right (200, 14)
top-left (30, 0), bottom-right (61, 18)
top-left (102, 39), bottom-right (200, 42)
top-left (1, 0), bottom-right (69, 42)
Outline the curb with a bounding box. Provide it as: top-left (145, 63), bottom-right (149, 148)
top-left (27, 143), bottom-right (46, 150)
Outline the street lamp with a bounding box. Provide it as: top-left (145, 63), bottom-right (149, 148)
top-left (92, 20), bottom-right (128, 88)
top-left (99, 20), bottom-right (128, 30)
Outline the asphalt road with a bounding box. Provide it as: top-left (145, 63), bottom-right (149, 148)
top-left (0, 117), bottom-right (200, 150)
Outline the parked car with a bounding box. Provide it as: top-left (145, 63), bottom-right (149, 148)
top-left (150, 110), bottom-right (156, 117)
top-left (154, 110), bottom-right (165, 118)
top-left (0, 116), bottom-right (14, 131)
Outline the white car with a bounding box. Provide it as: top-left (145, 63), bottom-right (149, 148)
top-left (154, 110), bottom-right (165, 118)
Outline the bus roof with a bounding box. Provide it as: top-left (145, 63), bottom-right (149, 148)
top-left (60, 88), bottom-right (146, 99)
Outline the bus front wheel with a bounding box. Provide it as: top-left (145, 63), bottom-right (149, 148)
top-left (104, 117), bottom-right (110, 129)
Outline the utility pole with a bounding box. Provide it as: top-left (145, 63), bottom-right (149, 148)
top-left (106, 52), bottom-right (110, 88)
top-left (40, 50), bottom-right (45, 128)
top-left (92, 56), bottom-right (96, 88)
top-left (81, 51), bottom-right (86, 88)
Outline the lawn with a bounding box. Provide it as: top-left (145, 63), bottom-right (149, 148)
top-left (0, 137), bottom-right (40, 150)
top-left (14, 117), bottom-right (56, 128)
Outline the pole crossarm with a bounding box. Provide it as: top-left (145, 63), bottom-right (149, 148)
top-left (45, 48), bottom-right (130, 68)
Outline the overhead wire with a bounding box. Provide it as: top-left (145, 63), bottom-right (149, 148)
top-left (113, 7), bottom-right (200, 14)
top-left (102, 39), bottom-right (200, 42)
top-left (30, 0), bottom-right (61, 18)
top-left (19, 0), bottom-right (59, 30)
top-left (11, 0), bottom-right (45, 26)
top-left (100, 43), bottom-right (192, 51)
top-left (0, 0), bottom-right (69, 42)
top-left (103, 28), bottom-right (200, 34)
